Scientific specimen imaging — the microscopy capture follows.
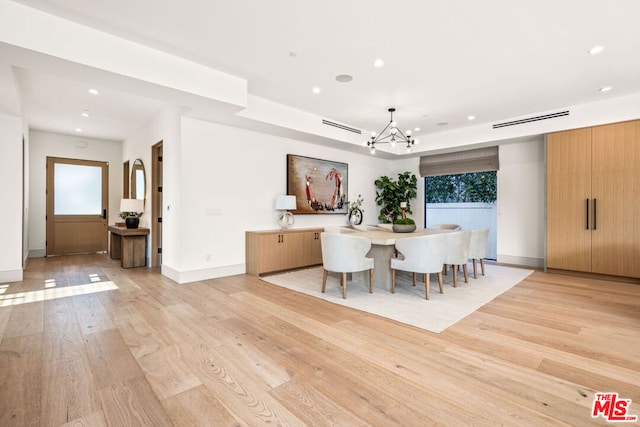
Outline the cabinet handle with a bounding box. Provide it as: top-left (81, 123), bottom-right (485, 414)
top-left (593, 198), bottom-right (597, 230)
top-left (585, 199), bottom-right (589, 230)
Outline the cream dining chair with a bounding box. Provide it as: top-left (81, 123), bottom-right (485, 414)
top-left (320, 232), bottom-right (374, 299)
top-left (468, 228), bottom-right (489, 278)
top-left (391, 233), bottom-right (447, 299)
top-left (427, 223), bottom-right (461, 231)
top-left (442, 230), bottom-right (472, 287)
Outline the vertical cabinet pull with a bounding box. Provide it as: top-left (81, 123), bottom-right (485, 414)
top-left (593, 198), bottom-right (597, 230)
top-left (585, 199), bottom-right (589, 230)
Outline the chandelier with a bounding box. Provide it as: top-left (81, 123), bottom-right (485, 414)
top-left (366, 108), bottom-right (419, 154)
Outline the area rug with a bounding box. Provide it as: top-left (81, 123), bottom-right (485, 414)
top-left (260, 264), bottom-right (533, 333)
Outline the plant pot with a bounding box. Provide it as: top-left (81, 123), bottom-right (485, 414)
top-left (125, 216), bottom-right (140, 229)
top-left (393, 223), bottom-right (416, 233)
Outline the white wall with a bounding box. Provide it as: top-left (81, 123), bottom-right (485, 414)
top-left (22, 120), bottom-right (29, 265)
top-left (170, 117), bottom-right (391, 283)
top-left (497, 137), bottom-right (545, 267)
top-left (28, 131), bottom-right (122, 256)
top-left (0, 114), bottom-right (24, 282)
top-left (121, 105), bottom-right (184, 271)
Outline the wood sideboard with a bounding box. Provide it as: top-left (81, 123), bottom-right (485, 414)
top-left (246, 228), bottom-right (324, 276)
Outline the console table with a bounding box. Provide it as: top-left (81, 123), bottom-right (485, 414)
top-left (108, 225), bottom-right (149, 268)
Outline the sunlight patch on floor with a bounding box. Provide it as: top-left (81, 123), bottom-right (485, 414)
top-left (0, 280), bottom-right (119, 307)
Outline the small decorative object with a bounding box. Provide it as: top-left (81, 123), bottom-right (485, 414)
top-left (347, 194), bottom-right (364, 226)
top-left (393, 217), bottom-right (416, 233)
top-left (275, 195), bottom-right (297, 229)
top-left (120, 198), bottom-right (144, 229)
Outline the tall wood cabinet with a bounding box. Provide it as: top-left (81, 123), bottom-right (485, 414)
top-left (246, 228), bottom-right (323, 276)
top-left (547, 120), bottom-right (640, 278)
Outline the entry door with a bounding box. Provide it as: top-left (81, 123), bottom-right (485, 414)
top-left (46, 157), bottom-right (109, 256)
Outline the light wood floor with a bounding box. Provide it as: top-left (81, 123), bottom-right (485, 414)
top-left (1, 254), bottom-right (639, 426)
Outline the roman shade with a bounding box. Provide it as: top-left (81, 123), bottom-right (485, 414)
top-left (419, 146), bottom-right (499, 177)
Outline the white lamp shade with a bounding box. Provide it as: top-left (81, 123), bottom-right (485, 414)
top-left (120, 198), bottom-right (144, 213)
top-left (275, 195), bottom-right (297, 210)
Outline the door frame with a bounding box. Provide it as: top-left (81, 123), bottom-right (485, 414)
top-left (151, 140), bottom-right (163, 267)
top-left (45, 156), bottom-right (109, 256)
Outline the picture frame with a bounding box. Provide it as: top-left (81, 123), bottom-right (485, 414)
top-left (287, 154), bottom-right (348, 214)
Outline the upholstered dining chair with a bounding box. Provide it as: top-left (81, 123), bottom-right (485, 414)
top-left (427, 223), bottom-right (461, 231)
top-left (442, 230), bottom-right (472, 287)
top-left (391, 234), bottom-right (447, 299)
top-left (320, 232), bottom-right (374, 299)
top-left (324, 226), bottom-right (344, 233)
top-left (468, 228), bottom-right (490, 279)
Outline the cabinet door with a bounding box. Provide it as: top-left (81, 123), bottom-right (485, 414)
top-left (309, 231), bottom-right (323, 265)
top-left (259, 233), bottom-right (284, 273)
top-left (546, 128), bottom-right (592, 272)
top-left (279, 232), bottom-right (302, 271)
top-left (298, 231), bottom-right (323, 266)
top-left (591, 121), bottom-right (640, 277)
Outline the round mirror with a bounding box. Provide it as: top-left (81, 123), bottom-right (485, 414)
top-left (130, 159), bottom-right (146, 208)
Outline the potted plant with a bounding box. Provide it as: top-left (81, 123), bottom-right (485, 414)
top-left (374, 172), bottom-right (418, 223)
top-left (393, 217), bottom-right (417, 233)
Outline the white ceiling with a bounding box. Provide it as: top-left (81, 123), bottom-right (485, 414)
top-left (7, 0), bottom-right (640, 146)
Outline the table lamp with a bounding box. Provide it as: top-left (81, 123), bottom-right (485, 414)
top-left (120, 198), bottom-right (144, 229)
top-left (275, 195), bottom-right (297, 229)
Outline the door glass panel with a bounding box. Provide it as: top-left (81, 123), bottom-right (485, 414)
top-left (54, 163), bottom-right (102, 215)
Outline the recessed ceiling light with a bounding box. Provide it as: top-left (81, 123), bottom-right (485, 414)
top-left (373, 58), bottom-right (384, 68)
top-left (312, 86), bottom-right (321, 94)
top-left (414, 127), bottom-right (421, 132)
top-left (589, 45), bottom-right (604, 55)
top-left (335, 74), bottom-right (353, 83)
top-left (468, 115), bottom-right (476, 121)
top-left (600, 86), bottom-right (612, 92)
top-left (74, 128), bottom-right (82, 132)
top-left (88, 88), bottom-right (99, 95)
top-left (80, 110), bottom-right (90, 117)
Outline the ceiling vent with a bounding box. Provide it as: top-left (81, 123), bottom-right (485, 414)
top-left (492, 110), bottom-right (569, 129)
top-left (322, 119), bottom-right (362, 134)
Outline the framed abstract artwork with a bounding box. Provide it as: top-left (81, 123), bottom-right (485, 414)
top-left (287, 154), bottom-right (348, 214)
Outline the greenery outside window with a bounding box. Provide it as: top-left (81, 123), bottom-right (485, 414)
top-left (425, 171), bottom-right (497, 203)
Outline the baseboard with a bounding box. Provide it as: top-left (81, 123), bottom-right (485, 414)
top-left (0, 269), bottom-right (23, 284)
top-left (161, 263), bottom-right (246, 284)
top-left (29, 249), bottom-right (46, 258)
top-left (546, 269), bottom-right (640, 285)
top-left (496, 254), bottom-right (544, 269)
